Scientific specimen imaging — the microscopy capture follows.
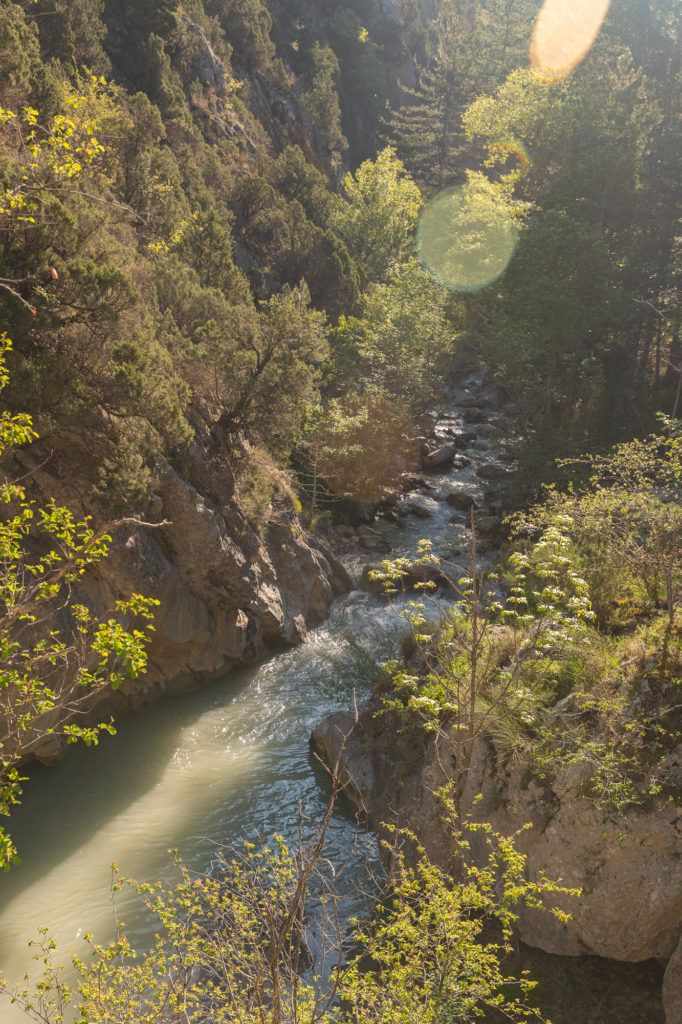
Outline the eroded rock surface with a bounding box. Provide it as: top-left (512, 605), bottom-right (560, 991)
top-left (664, 933), bottom-right (682, 1024)
top-left (310, 710), bottom-right (373, 819)
top-left (460, 738), bottom-right (682, 963)
top-left (365, 719), bottom-right (682, 966)
top-left (15, 438), bottom-right (351, 740)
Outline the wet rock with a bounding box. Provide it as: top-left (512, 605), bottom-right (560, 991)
top-left (664, 933), bottom-right (682, 1023)
top-left (453, 394), bottom-right (479, 408)
top-left (446, 491), bottom-right (478, 511)
top-left (463, 408), bottom-right (488, 425)
top-left (451, 430), bottom-right (479, 448)
top-left (451, 454), bottom-right (471, 468)
top-left (476, 463), bottom-right (508, 481)
top-left (401, 473), bottom-right (436, 492)
top-left (310, 712), bottom-right (372, 819)
top-left (416, 410), bottom-right (439, 433)
top-left (380, 509), bottom-right (404, 525)
top-left (358, 526), bottom-right (392, 553)
top-left (404, 500), bottom-right (432, 518)
top-left (423, 443), bottom-right (457, 469)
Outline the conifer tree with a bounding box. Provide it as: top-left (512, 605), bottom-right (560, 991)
top-left (386, 0), bottom-right (538, 192)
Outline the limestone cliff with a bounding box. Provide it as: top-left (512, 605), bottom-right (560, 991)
top-left (312, 701), bottom-right (682, 1023)
top-left (14, 434), bottom-right (350, 733)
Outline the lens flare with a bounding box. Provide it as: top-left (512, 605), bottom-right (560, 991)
top-left (530, 0), bottom-right (612, 82)
top-left (488, 140), bottom-right (532, 176)
top-left (417, 180), bottom-right (519, 293)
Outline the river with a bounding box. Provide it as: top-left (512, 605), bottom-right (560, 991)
top-left (1, 379), bottom-right (660, 1024)
top-left (0, 375), bottom-right (501, 1020)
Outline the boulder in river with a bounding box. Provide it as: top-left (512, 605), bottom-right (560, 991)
top-left (401, 473), bottom-right (436, 491)
top-left (310, 711), bottom-right (372, 819)
top-left (463, 408), bottom-right (488, 425)
top-left (452, 430), bottom-right (479, 447)
top-left (404, 499), bottom-right (432, 518)
top-left (476, 463), bottom-right (508, 481)
top-left (446, 491), bottom-right (478, 511)
top-left (423, 443), bottom-right (458, 469)
top-left (357, 525), bottom-right (392, 552)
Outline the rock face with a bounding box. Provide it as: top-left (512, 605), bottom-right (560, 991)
top-left (664, 934), bottom-right (682, 1024)
top-left (15, 436), bottom-right (351, 736)
top-left (367, 719), bottom-right (682, 963)
top-left (310, 711), bottom-right (373, 818)
top-left (459, 738), bottom-right (682, 963)
top-left (314, 698), bottom-right (682, 1021)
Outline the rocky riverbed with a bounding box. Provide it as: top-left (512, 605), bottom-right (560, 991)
top-left (311, 372), bottom-right (680, 1024)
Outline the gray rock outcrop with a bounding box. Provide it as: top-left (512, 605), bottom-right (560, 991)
top-left (664, 933), bottom-right (682, 1024)
top-left (310, 711), bottom-right (373, 818)
top-left (14, 436), bottom-right (351, 738)
top-left (460, 738), bottom-right (682, 963)
top-left (315, 696), bottom-right (682, 1021)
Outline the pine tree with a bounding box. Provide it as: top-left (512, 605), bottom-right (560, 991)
top-left (386, 0), bottom-right (538, 192)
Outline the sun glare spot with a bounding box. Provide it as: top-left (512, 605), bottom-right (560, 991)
top-left (530, 0), bottom-right (612, 82)
top-left (417, 180), bottom-right (519, 293)
top-left (488, 140), bottom-right (532, 177)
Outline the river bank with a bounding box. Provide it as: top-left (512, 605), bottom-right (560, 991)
top-left (0, 370), bottom-right (506, 1018)
top-left (2, 371), bottom-right (672, 1024)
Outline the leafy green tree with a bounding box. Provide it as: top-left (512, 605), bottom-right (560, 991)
top-left (0, 337), bottom-right (157, 870)
top-left (386, 0), bottom-right (537, 190)
top-left (343, 820), bottom-right (574, 1024)
top-left (0, 787), bottom-right (575, 1024)
top-left (0, 80), bottom-right (192, 477)
top-left (206, 0), bottom-right (275, 71)
top-left (386, 7), bottom-right (477, 192)
top-left (170, 207), bottom-right (250, 301)
top-left (331, 147), bottom-right (422, 285)
top-left (512, 427), bottom-right (682, 645)
top-left (229, 170), bottom-right (357, 312)
top-left (270, 145), bottom-right (334, 228)
top-left (462, 52), bottom-right (664, 451)
top-left (476, 210), bottom-right (617, 434)
top-left (330, 259), bottom-right (452, 410)
top-left (306, 394), bottom-right (420, 506)
top-left (221, 285), bottom-right (329, 459)
top-left (0, 3), bottom-right (45, 111)
top-left (31, 0), bottom-right (110, 73)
